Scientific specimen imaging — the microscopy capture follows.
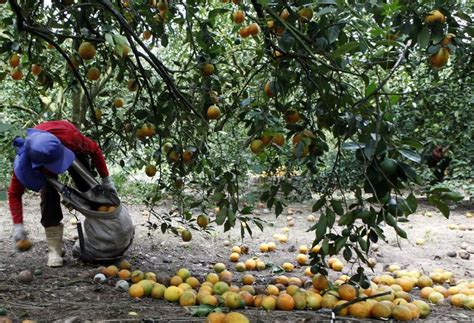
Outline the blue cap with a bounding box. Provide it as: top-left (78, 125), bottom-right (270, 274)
top-left (13, 129), bottom-right (75, 191)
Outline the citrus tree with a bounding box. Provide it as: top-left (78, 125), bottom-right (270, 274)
top-left (1, 0), bottom-right (472, 285)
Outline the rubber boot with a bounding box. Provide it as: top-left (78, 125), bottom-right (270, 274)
top-left (44, 223), bottom-right (64, 267)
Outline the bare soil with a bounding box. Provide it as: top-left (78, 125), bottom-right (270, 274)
top-left (0, 194), bottom-right (473, 322)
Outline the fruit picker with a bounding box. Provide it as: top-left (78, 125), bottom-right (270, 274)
top-left (8, 120), bottom-right (117, 267)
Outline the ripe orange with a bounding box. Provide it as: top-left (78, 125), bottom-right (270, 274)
top-left (16, 239), bottom-right (32, 251)
top-left (179, 290), bottom-right (197, 306)
top-left (321, 292), bottom-right (339, 309)
top-left (182, 150), bottom-right (193, 163)
top-left (242, 274), bottom-right (256, 285)
top-left (143, 30), bottom-right (152, 40)
top-left (201, 63), bottom-right (215, 76)
top-left (282, 262), bottom-right (294, 272)
top-left (164, 286), bottom-right (182, 302)
top-left (131, 270), bottom-right (144, 283)
top-left (261, 295), bottom-right (277, 310)
top-left (10, 68), bottom-right (23, 80)
top-left (231, 246), bottom-right (241, 253)
top-left (151, 283), bottom-right (166, 299)
top-left (9, 53), bottom-right (20, 67)
top-left (118, 269), bottom-right (131, 280)
top-left (181, 230), bottom-right (192, 242)
top-left (277, 293), bottom-right (295, 310)
top-left (224, 312), bottom-right (249, 323)
top-left (219, 270), bottom-right (232, 285)
top-left (233, 10), bottom-right (245, 23)
top-left (86, 67), bottom-right (100, 81)
top-left (250, 139), bottom-right (264, 154)
top-left (332, 261), bottom-right (344, 271)
top-left (312, 274), bottom-right (329, 290)
top-left (280, 9), bottom-right (289, 21)
top-left (128, 283), bottom-right (145, 298)
top-left (103, 265), bottom-right (118, 278)
top-left (168, 150), bottom-right (180, 163)
top-left (391, 304), bottom-right (412, 321)
top-left (429, 47), bottom-right (450, 68)
top-left (138, 279), bottom-right (155, 296)
top-left (296, 254), bottom-right (308, 265)
top-left (371, 302), bottom-right (391, 318)
top-left (260, 133), bottom-right (272, 145)
top-left (259, 243), bottom-right (269, 252)
top-left (441, 33), bottom-right (455, 46)
top-left (264, 81), bottom-right (276, 97)
top-left (349, 301), bottom-right (371, 318)
top-left (239, 27), bottom-right (249, 38)
top-left (245, 259), bottom-right (257, 270)
top-left (145, 164), bottom-right (157, 177)
top-left (113, 98), bottom-right (124, 108)
top-left (272, 133), bottom-right (285, 146)
top-left (285, 109), bottom-right (301, 124)
top-left (338, 284), bottom-right (357, 301)
top-left (197, 214), bottom-right (209, 229)
top-left (207, 105), bottom-right (221, 119)
top-left (170, 275), bottom-right (183, 286)
top-left (298, 7), bottom-right (313, 22)
top-left (425, 9), bottom-right (446, 25)
top-left (206, 312), bottom-right (225, 323)
top-left (230, 252), bottom-right (240, 262)
top-left (94, 109), bottom-right (103, 121)
top-left (78, 42), bottom-right (96, 60)
top-left (31, 64), bottom-right (42, 75)
top-left (247, 23), bottom-right (259, 36)
top-left (127, 79), bottom-right (138, 91)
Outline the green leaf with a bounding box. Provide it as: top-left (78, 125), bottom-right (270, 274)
top-left (215, 207), bottom-right (227, 225)
top-left (241, 206), bottom-right (253, 215)
top-left (338, 212), bottom-right (354, 226)
top-left (405, 193), bottom-right (418, 213)
top-left (418, 27), bottom-right (431, 48)
top-left (398, 149), bottom-right (421, 163)
top-left (312, 197), bottom-right (326, 212)
top-left (316, 213), bottom-right (327, 240)
top-left (0, 191), bottom-right (6, 201)
top-left (428, 197), bottom-right (450, 218)
top-left (335, 236), bottom-right (348, 253)
top-left (365, 82), bottom-right (377, 97)
top-left (343, 246), bottom-right (352, 261)
top-left (326, 208), bottom-right (336, 228)
top-left (385, 213), bottom-right (397, 227)
top-left (331, 41), bottom-right (359, 58)
top-left (441, 192), bottom-right (464, 202)
top-left (342, 142), bottom-right (364, 150)
top-left (189, 304), bottom-right (219, 317)
top-left (358, 237), bottom-right (368, 251)
top-left (395, 226), bottom-right (408, 239)
top-left (330, 199), bottom-right (344, 216)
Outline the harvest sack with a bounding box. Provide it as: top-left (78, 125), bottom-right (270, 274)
top-left (46, 164), bottom-right (134, 263)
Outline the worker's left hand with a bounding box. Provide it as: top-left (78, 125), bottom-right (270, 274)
top-left (101, 176), bottom-right (118, 198)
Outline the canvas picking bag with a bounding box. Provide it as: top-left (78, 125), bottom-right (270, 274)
top-left (46, 161), bottom-right (134, 263)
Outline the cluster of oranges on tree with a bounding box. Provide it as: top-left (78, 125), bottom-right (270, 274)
top-left (425, 10), bottom-right (455, 69)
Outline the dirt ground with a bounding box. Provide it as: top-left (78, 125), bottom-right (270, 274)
top-left (0, 193), bottom-right (473, 322)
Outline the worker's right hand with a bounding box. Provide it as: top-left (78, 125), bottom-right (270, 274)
top-left (13, 223), bottom-right (27, 242)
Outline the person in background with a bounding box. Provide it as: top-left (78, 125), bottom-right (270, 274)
top-left (8, 120), bottom-right (117, 267)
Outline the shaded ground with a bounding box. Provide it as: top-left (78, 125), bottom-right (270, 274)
top-left (0, 194), bottom-right (473, 322)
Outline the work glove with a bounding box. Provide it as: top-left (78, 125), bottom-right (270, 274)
top-left (101, 176), bottom-right (118, 198)
top-left (13, 223), bottom-right (27, 242)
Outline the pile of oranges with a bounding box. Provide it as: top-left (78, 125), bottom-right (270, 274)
top-left (94, 247), bottom-right (473, 322)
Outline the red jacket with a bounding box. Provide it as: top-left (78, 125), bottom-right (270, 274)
top-left (8, 120), bottom-right (109, 224)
